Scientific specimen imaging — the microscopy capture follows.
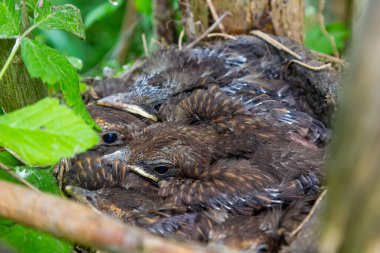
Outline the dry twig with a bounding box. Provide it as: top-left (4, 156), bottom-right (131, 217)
top-left (186, 12), bottom-right (231, 49)
top-left (178, 29), bottom-right (185, 50)
top-left (0, 181), bottom-right (224, 253)
top-left (290, 189), bottom-right (327, 237)
top-left (250, 30), bottom-right (302, 60)
top-left (288, 59), bottom-right (332, 71)
top-left (206, 0), bottom-right (226, 33)
top-left (318, 0), bottom-right (339, 57)
top-left (142, 33), bottom-right (149, 56)
top-left (207, 33), bottom-right (236, 40)
top-left (311, 50), bottom-right (346, 65)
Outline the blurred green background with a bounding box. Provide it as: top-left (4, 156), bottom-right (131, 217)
top-left (35, 0), bottom-right (350, 76)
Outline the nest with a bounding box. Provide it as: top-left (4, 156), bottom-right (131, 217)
top-left (61, 34), bottom-right (342, 253)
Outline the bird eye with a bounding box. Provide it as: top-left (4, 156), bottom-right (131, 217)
top-left (154, 166), bottom-right (169, 175)
top-left (256, 243), bottom-right (269, 253)
top-left (102, 132), bottom-right (118, 144)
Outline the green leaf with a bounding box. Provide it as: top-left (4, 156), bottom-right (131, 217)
top-left (21, 38), bottom-right (77, 85)
top-left (0, 165), bottom-right (60, 194)
top-left (0, 98), bottom-right (99, 166)
top-left (0, 151), bottom-right (22, 166)
top-left (79, 82), bottom-right (89, 94)
top-left (25, 0), bottom-right (38, 14)
top-left (14, 166), bottom-right (60, 194)
top-left (21, 38), bottom-right (100, 130)
top-left (0, 0), bottom-right (21, 38)
top-left (84, 0), bottom-right (122, 29)
top-left (0, 218), bottom-right (73, 253)
top-left (306, 22), bottom-right (350, 55)
top-left (34, 0), bottom-right (85, 39)
top-left (133, 0), bottom-right (152, 14)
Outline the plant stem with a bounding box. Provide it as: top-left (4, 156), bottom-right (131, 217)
top-left (0, 38), bottom-right (21, 81)
top-left (0, 14), bottom-right (56, 82)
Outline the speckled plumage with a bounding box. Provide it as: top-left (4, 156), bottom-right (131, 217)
top-left (61, 35), bottom-right (336, 252)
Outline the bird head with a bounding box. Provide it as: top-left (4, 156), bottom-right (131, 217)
top-left (126, 123), bottom-right (218, 183)
top-left (86, 104), bottom-right (148, 155)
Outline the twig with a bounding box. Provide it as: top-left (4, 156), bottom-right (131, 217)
top-left (250, 30), bottom-right (302, 60)
top-left (207, 33), bottom-right (236, 40)
top-left (142, 33), bottom-right (149, 56)
top-left (288, 59), bottom-right (332, 71)
top-left (289, 189), bottom-right (327, 237)
top-left (0, 181), bottom-right (222, 253)
top-left (206, 0), bottom-right (226, 33)
top-left (0, 162), bottom-right (40, 192)
top-left (186, 12), bottom-right (231, 49)
top-left (178, 30), bottom-right (185, 50)
top-left (318, 0), bottom-right (339, 57)
top-left (311, 50), bottom-right (346, 65)
top-left (152, 38), bottom-right (164, 48)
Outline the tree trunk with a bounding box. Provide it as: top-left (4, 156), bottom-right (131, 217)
top-left (331, 0), bottom-right (353, 25)
top-left (321, 1), bottom-right (380, 252)
top-left (0, 40), bottom-right (47, 112)
top-left (180, 0), bottom-right (305, 44)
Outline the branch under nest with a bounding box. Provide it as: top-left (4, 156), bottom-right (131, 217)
top-left (0, 181), bottom-right (224, 253)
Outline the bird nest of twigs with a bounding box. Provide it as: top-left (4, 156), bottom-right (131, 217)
top-left (58, 33), bottom-right (341, 253)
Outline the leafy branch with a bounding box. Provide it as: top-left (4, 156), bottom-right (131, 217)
top-left (0, 2), bottom-right (101, 251)
top-left (0, 0), bottom-right (98, 130)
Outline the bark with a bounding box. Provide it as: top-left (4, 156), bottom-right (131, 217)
top-left (331, 0), bottom-right (353, 25)
top-left (0, 181), bottom-right (226, 253)
top-left (321, 1), bottom-right (380, 252)
top-left (153, 0), bottom-right (177, 44)
top-left (180, 0), bottom-right (304, 44)
top-left (0, 39), bottom-right (47, 112)
top-left (113, 0), bottom-right (138, 64)
top-left (179, 0), bottom-right (197, 40)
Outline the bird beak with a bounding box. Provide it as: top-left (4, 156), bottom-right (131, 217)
top-left (127, 165), bottom-right (160, 182)
top-left (64, 185), bottom-right (99, 208)
top-left (97, 97), bottom-right (158, 122)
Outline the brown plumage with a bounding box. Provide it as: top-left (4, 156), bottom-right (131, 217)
top-left (65, 185), bottom-right (313, 252)
top-left (125, 86), bottom-right (324, 213)
top-left (62, 103), bottom-right (149, 190)
top-left (86, 104), bottom-right (149, 155)
top-left (94, 36), bottom-right (332, 145)
top-left (65, 186), bottom-right (159, 220)
top-left (60, 35), bottom-right (333, 252)
top-left (65, 86), bottom-right (323, 208)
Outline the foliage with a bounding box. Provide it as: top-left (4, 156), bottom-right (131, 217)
top-left (0, 0), bottom-right (20, 38)
top-left (0, 0), bottom-right (98, 130)
top-left (0, 218), bottom-right (73, 253)
top-left (306, 22), bottom-right (350, 55)
top-left (0, 0), bottom-right (102, 251)
top-left (0, 98), bottom-right (99, 166)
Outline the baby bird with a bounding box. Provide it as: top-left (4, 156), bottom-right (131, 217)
top-left (96, 36), bottom-right (333, 145)
top-left (65, 184), bottom-right (314, 252)
top-left (62, 104), bottom-right (149, 190)
top-left (125, 86), bottom-right (324, 213)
